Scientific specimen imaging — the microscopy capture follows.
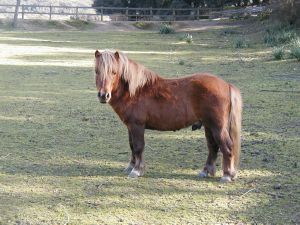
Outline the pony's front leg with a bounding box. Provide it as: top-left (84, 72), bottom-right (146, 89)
top-left (127, 123), bottom-right (145, 178)
top-left (124, 130), bottom-right (135, 174)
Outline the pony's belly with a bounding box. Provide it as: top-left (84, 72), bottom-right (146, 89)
top-left (145, 111), bottom-right (198, 131)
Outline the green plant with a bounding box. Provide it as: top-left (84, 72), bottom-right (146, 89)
top-left (233, 37), bottom-right (248, 48)
top-left (159, 24), bottom-right (175, 34)
top-left (273, 47), bottom-right (285, 60)
top-left (290, 47), bottom-right (300, 61)
top-left (264, 24), bottom-right (297, 46)
top-left (65, 19), bottom-right (94, 30)
top-left (133, 22), bottom-right (153, 30)
top-left (185, 33), bottom-right (193, 44)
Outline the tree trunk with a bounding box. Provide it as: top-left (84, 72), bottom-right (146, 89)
top-left (13, 0), bottom-right (21, 28)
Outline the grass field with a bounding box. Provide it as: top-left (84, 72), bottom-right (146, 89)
top-left (0, 20), bottom-right (299, 225)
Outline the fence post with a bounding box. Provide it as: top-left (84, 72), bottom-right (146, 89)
top-left (173, 8), bottom-right (175, 21)
top-left (150, 7), bottom-right (153, 21)
top-left (76, 7), bottom-right (79, 19)
top-left (13, 0), bottom-right (20, 27)
top-left (100, 7), bottom-right (103, 21)
top-left (126, 7), bottom-right (128, 21)
top-left (22, 4), bottom-right (24, 20)
top-left (197, 7), bottom-right (200, 20)
top-left (49, 5), bottom-right (52, 20)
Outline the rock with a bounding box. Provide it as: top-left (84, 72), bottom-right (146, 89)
top-left (274, 183), bottom-right (281, 190)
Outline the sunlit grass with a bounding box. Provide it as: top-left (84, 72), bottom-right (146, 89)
top-left (0, 24), bottom-right (299, 225)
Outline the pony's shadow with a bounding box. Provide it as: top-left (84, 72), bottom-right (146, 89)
top-left (1, 161), bottom-right (219, 182)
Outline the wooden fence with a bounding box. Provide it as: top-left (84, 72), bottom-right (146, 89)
top-left (0, 4), bottom-right (224, 21)
top-left (0, 4), bottom-right (267, 22)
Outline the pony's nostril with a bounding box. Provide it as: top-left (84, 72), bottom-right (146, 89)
top-left (97, 92), bottom-right (101, 98)
top-left (105, 93), bottom-right (111, 99)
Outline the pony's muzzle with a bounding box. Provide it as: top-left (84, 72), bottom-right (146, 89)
top-left (98, 92), bottom-right (111, 103)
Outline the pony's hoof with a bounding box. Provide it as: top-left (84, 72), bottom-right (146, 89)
top-left (124, 164), bottom-right (134, 174)
top-left (198, 171), bottom-right (208, 178)
top-left (128, 169), bottom-right (141, 178)
top-left (220, 176), bottom-right (232, 183)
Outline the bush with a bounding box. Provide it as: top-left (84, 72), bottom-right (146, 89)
top-left (133, 22), bottom-right (153, 30)
top-left (178, 60), bottom-right (185, 65)
top-left (179, 33), bottom-right (193, 43)
top-left (264, 24), bottom-right (297, 47)
top-left (159, 24), bottom-right (175, 34)
top-left (65, 19), bottom-right (94, 30)
top-left (290, 47), bottom-right (300, 61)
top-left (233, 37), bottom-right (248, 48)
top-left (273, 47), bottom-right (284, 60)
top-left (185, 33), bottom-right (193, 44)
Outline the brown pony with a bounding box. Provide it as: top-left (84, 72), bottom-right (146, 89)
top-left (94, 50), bottom-right (242, 182)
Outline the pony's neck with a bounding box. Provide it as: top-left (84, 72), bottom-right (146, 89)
top-left (109, 59), bottom-right (161, 108)
top-left (121, 59), bottom-right (159, 97)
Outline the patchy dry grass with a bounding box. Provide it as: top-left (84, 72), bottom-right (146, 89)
top-left (0, 21), bottom-right (299, 225)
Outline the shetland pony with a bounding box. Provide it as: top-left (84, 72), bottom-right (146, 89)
top-left (94, 50), bottom-right (242, 182)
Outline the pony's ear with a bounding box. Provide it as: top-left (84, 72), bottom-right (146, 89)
top-left (95, 50), bottom-right (101, 58)
top-left (114, 51), bottom-right (119, 60)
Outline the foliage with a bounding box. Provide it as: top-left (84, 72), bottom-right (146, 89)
top-left (159, 24), bottom-right (175, 34)
top-left (233, 37), bottom-right (249, 48)
top-left (65, 19), bottom-right (95, 30)
top-left (272, 47), bottom-right (284, 60)
top-left (133, 21), bottom-right (153, 30)
top-left (178, 59), bottom-right (185, 65)
top-left (179, 33), bottom-right (193, 43)
top-left (264, 24), bottom-right (297, 47)
top-left (185, 33), bottom-right (193, 43)
top-left (290, 47), bottom-right (300, 61)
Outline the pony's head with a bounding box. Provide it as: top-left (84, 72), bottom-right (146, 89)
top-left (94, 49), bottom-right (157, 103)
top-left (94, 50), bottom-right (126, 103)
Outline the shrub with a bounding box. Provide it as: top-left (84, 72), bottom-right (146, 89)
top-left (65, 19), bottom-right (94, 30)
top-left (159, 24), bottom-right (175, 34)
top-left (264, 24), bottom-right (297, 46)
top-left (233, 37), bottom-right (248, 48)
top-left (133, 22), bottom-right (153, 30)
top-left (290, 47), bottom-right (300, 61)
top-left (273, 47), bottom-right (284, 60)
top-left (179, 33), bottom-right (193, 43)
top-left (178, 60), bottom-right (185, 65)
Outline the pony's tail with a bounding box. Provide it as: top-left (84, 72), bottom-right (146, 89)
top-left (228, 84), bottom-right (242, 170)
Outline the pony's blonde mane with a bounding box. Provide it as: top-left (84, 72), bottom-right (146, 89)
top-left (95, 50), bottom-right (157, 96)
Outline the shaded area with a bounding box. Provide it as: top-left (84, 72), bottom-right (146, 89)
top-left (0, 24), bottom-right (299, 224)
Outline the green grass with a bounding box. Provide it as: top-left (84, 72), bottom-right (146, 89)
top-left (0, 23), bottom-right (299, 225)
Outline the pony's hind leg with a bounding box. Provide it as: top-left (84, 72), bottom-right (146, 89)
top-left (127, 124), bottom-right (145, 178)
top-left (199, 127), bottom-right (219, 178)
top-left (124, 130), bottom-right (135, 174)
top-left (213, 128), bottom-right (236, 182)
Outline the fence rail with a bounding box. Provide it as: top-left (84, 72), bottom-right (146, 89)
top-left (0, 4), bottom-right (266, 22)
